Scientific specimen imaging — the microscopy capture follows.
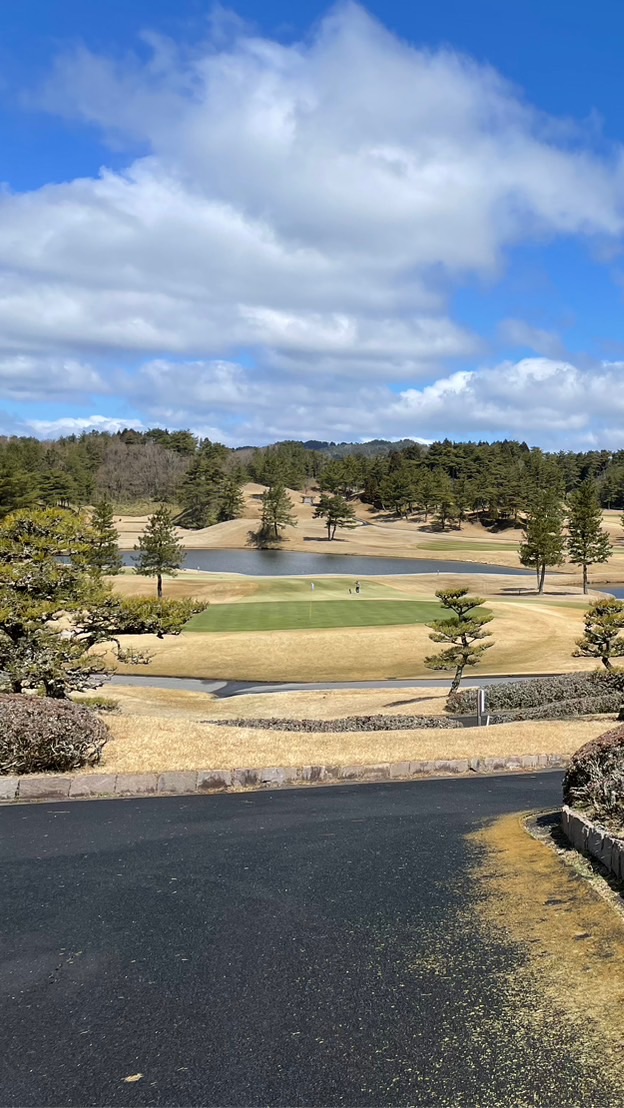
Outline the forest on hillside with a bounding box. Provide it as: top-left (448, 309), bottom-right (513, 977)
top-left (2, 427), bottom-right (624, 527)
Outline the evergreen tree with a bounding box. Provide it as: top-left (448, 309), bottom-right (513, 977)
top-left (313, 494), bottom-right (358, 540)
top-left (416, 471), bottom-right (438, 522)
top-left (134, 505), bottom-right (184, 598)
top-left (425, 589), bottom-right (494, 695)
top-left (178, 441), bottom-right (230, 528)
top-left (432, 473), bottom-right (458, 531)
top-left (217, 475), bottom-right (245, 522)
top-left (0, 507), bottom-right (135, 697)
top-left (0, 466), bottom-right (38, 517)
top-left (574, 598), bottom-right (624, 670)
top-left (567, 481), bottom-right (612, 593)
top-left (87, 498), bottom-right (122, 575)
top-left (261, 484), bottom-right (297, 540)
top-left (519, 488), bottom-right (566, 593)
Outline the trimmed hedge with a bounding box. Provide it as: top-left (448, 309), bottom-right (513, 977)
top-left (0, 695), bottom-right (109, 775)
top-left (447, 672), bottom-right (623, 716)
top-left (488, 694), bottom-right (620, 723)
top-left (563, 725), bottom-right (624, 828)
top-left (210, 715), bottom-right (463, 733)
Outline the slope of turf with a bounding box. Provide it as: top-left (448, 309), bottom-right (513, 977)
top-left (185, 599), bottom-right (443, 633)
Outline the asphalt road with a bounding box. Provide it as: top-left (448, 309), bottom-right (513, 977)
top-left (109, 672), bottom-right (559, 698)
top-left (1, 774), bottom-right (617, 1107)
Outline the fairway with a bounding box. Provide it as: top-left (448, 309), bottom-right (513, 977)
top-left (185, 599), bottom-right (442, 632)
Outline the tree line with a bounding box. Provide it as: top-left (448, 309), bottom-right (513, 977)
top-left (5, 430), bottom-right (624, 521)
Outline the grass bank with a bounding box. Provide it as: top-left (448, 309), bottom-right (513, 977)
top-left (81, 685), bottom-right (610, 775)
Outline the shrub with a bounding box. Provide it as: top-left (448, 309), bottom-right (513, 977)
top-left (74, 695), bottom-right (120, 713)
top-left (210, 715), bottom-right (463, 732)
top-left (0, 695), bottom-right (110, 775)
top-left (488, 694), bottom-right (620, 723)
top-left (446, 671), bottom-right (623, 715)
top-left (563, 725), bottom-right (624, 827)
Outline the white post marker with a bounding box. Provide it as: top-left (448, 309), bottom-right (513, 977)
top-left (477, 688), bottom-right (486, 726)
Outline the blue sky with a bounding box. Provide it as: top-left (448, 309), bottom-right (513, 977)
top-left (1, 1), bottom-right (624, 446)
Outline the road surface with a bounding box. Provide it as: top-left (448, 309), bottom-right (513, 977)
top-left (110, 672), bottom-right (560, 698)
top-left (1, 774), bottom-right (618, 1107)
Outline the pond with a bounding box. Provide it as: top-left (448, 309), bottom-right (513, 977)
top-left (122, 549), bottom-right (532, 577)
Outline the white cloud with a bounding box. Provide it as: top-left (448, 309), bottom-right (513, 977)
top-left (1, 3), bottom-right (623, 441)
top-left (24, 415), bottom-right (146, 439)
top-left (0, 354), bottom-right (106, 401)
top-left (7, 353), bottom-right (623, 449)
top-left (67, 353), bottom-right (621, 450)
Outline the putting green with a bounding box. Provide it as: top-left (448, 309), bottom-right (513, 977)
top-left (184, 599), bottom-right (443, 633)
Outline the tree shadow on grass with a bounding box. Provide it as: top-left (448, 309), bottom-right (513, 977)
top-left (383, 696), bottom-right (444, 708)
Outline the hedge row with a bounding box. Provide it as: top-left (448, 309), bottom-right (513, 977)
top-left (446, 672), bottom-right (622, 715)
top-left (211, 715), bottom-right (463, 733)
top-left (488, 693), bottom-right (621, 723)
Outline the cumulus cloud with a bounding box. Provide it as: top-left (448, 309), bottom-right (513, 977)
top-left (70, 353), bottom-right (621, 450)
top-left (1, 3), bottom-right (623, 440)
top-left (0, 354), bottom-right (106, 401)
top-left (24, 415), bottom-right (146, 439)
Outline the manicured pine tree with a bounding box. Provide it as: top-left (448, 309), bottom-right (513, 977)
top-left (425, 588), bottom-right (494, 695)
top-left (88, 498), bottom-right (122, 575)
top-left (574, 598), bottom-right (624, 670)
top-left (134, 505), bottom-right (183, 598)
top-left (519, 488), bottom-right (566, 594)
top-left (567, 481), bottom-right (612, 594)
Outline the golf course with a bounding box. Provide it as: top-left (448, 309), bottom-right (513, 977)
top-left (68, 481), bottom-right (624, 779)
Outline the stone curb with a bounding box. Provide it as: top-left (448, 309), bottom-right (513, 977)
top-left (0, 753), bottom-right (568, 804)
top-left (561, 805), bottom-right (624, 882)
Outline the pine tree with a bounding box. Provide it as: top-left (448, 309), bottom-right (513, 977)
top-left (88, 498), bottom-right (122, 575)
top-left (178, 441), bottom-right (230, 528)
top-left (425, 589), bottom-right (494, 695)
top-left (134, 505), bottom-right (183, 598)
top-left (313, 494), bottom-right (358, 540)
top-left (432, 473), bottom-right (458, 532)
top-left (217, 475), bottom-right (245, 522)
top-left (261, 484), bottom-right (297, 540)
top-left (416, 471), bottom-right (438, 522)
top-left (574, 598), bottom-right (624, 670)
top-left (567, 481), bottom-right (612, 593)
top-left (519, 488), bottom-right (566, 594)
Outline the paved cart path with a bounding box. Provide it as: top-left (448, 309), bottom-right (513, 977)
top-left (1, 775), bottom-right (619, 1107)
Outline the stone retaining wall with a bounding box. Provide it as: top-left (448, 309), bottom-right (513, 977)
top-left (561, 804), bottom-right (624, 881)
top-left (0, 752), bottom-right (569, 803)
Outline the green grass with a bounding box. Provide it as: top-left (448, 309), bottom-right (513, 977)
top-left (245, 577), bottom-right (405, 602)
top-left (185, 599), bottom-right (443, 633)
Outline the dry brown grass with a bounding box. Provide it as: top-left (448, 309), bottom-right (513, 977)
top-left (96, 713), bottom-right (608, 775)
top-left (104, 684), bottom-right (449, 719)
top-left (473, 814), bottom-right (624, 1089)
top-left (110, 594), bottom-right (593, 681)
top-left (79, 685), bottom-right (216, 719)
top-left (110, 572), bottom-right (259, 604)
